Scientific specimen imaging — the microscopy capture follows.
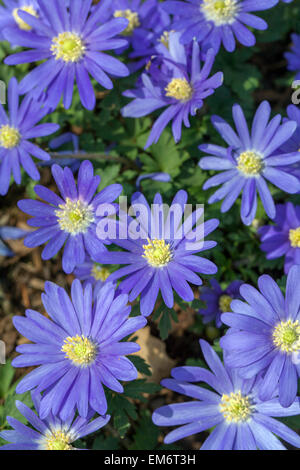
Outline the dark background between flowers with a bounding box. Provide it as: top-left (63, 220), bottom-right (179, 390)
top-left (1, 0), bottom-right (300, 450)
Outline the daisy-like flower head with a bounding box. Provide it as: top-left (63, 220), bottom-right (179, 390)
top-left (18, 160), bottom-right (123, 274)
top-left (285, 33), bottom-right (300, 81)
top-left (122, 33), bottom-right (223, 148)
top-left (199, 101), bottom-right (300, 226)
top-left (0, 391), bottom-right (110, 450)
top-left (97, 189), bottom-right (219, 317)
top-left (199, 279), bottom-right (243, 327)
top-left (12, 280), bottom-right (147, 420)
top-left (0, 77), bottom-right (59, 196)
top-left (4, 0), bottom-right (129, 110)
top-left (152, 340), bottom-right (300, 450)
top-left (162, 0), bottom-right (278, 54)
top-left (220, 266), bottom-right (300, 408)
top-left (259, 203), bottom-right (300, 275)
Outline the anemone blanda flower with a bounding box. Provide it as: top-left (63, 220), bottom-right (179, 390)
top-left (152, 339), bottom-right (300, 450)
top-left (198, 279), bottom-right (243, 327)
top-left (121, 32), bottom-right (223, 148)
top-left (220, 266), bottom-right (300, 408)
top-left (162, 0), bottom-right (278, 54)
top-left (4, 0), bottom-right (129, 110)
top-left (199, 101), bottom-right (300, 226)
top-left (0, 391), bottom-right (110, 450)
top-left (98, 190), bottom-right (219, 317)
top-left (259, 203), bottom-right (300, 275)
top-left (0, 77), bottom-right (59, 196)
top-left (18, 160), bottom-right (123, 274)
top-left (285, 33), bottom-right (300, 80)
top-left (12, 280), bottom-right (147, 420)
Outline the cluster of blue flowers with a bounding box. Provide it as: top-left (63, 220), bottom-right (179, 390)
top-left (0, 0), bottom-right (300, 451)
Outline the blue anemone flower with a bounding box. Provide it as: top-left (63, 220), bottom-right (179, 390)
top-left (221, 266), bottom-right (300, 408)
top-left (18, 160), bottom-right (123, 274)
top-left (122, 32), bottom-right (223, 148)
top-left (0, 391), bottom-right (110, 450)
top-left (152, 339), bottom-right (300, 450)
top-left (199, 101), bottom-right (300, 225)
top-left (162, 0), bottom-right (278, 53)
top-left (98, 189), bottom-right (219, 317)
top-left (4, 0), bottom-right (129, 110)
top-left (12, 280), bottom-right (147, 420)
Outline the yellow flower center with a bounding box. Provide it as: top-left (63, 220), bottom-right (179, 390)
top-left (62, 335), bottom-right (97, 367)
top-left (289, 227), bottom-right (300, 248)
top-left (165, 78), bottom-right (193, 101)
top-left (55, 198), bottom-right (94, 235)
top-left (51, 32), bottom-right (86, 63)
top-left (143, 238), bottom-right (173, 268)
top-left (220, 391), bottom-right (252, 423)
top-left (0, 125), bottom-right (20, 149)
top-left (237, 151), bottom-right (263, 176)
top-left (273, 320), bottom-right (300, 353)
top-left (91, 264), bottom-right (110, 282)
top-left (158, 30), bottom-right (174, 49)
top-left (12, 5), bottom-right (38, 31)
top-left (114, 9), bottom-right (140, 36)
top-left (219, 294), bottom-right (232, 313)
top-left (45, 430), bottom-right (73, 450)
top-left (201, 0), bottom-right (239, 26)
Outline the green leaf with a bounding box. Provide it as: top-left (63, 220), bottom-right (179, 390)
top-left (124, 380), bottom-right (161, 401)
top-left (92, 435), bottom-right (120, 451)
top-left (129, 355), bottom-right (152, 377)
top-left (0, 361), bottom-right (15, 399)
top-left (129, 410), bottom-right (160, 450)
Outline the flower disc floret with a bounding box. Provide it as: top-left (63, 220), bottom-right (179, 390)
top-left (143, 238), bottom-right (173, 268)
top-left (114, 9), bottom-right (140, 35)
top-left (91, 264), bottom-right (110, 282)
top-left (219, 391), bottom-right (252, 423)
top-left (61, 335), bottom-right (97, 367)
top-left (45, 430), bottom-right (73, 450)
top-left (201, 0), bottom-right (239, 26)
top-left (289, 227), bottom-right (300, 248)
top-left (55, 198), bottom-right (94, 235)
top-left (273, 320), bottom-right (300, 353)
top-left (51, 32), bottom-right (86, 63)
top-left (0, 125), bottom-right (21, 149)
top-left (165, 78), bottom-right (193, 102)
top-left (237, 150), bottom-right (263, 176)
top-left (218, 294), bottom-right (232, 313)
top-left (12, 5), bottom-right (38, 31)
